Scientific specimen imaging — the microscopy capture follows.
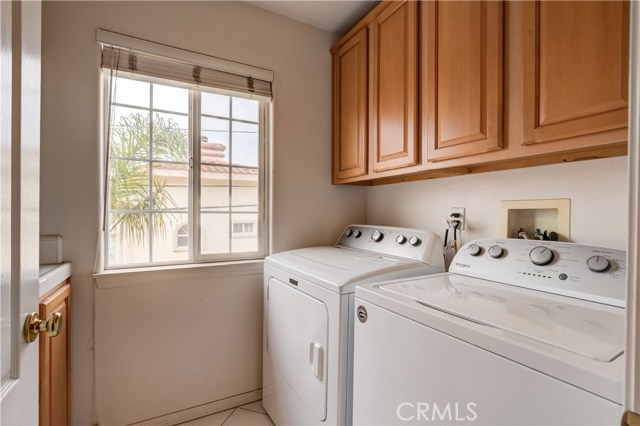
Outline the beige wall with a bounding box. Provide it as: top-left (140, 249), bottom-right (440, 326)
top-left (41, 1), bottom-right (629, 424)
top-left (367, 156), bottom-right (628, 250)
top-left (40, 2), bottom-right (366, 424)
top-left (94, 266), bottom-right (265, 425)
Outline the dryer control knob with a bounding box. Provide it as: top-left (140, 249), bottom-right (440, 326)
top-left (468, 244), bottom-right (481, 256)
top-left (371, 230), bottom-right (383, 242)
top-left (409, 236), bottom-right (421, 246)
top-left (396, 235), bottom-right (407, 244)
top-left (586, 255), bottom-right (610, 273)
top-left (353, 230), bottom-right (362, 238)
top-left (488, 245), bottom-right (504, 258)
top-left (529, 246), bottom-right (554, 266)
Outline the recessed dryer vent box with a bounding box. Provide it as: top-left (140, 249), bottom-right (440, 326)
top-left (499, 199), bottom-right (571, 242)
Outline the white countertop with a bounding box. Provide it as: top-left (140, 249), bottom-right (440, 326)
top-left (39, 262), bottom-right (72, 298)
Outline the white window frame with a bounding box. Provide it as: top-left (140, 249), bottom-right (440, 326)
top-left (102, 74), bottom-right (270, 269)
top-left (192, 89), bottom-right (268, 263)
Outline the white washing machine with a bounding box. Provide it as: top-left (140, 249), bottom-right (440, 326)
top-left (263, 225), bottom-right (445, 425)
top-left (353, 238), bottom-right (626, 426)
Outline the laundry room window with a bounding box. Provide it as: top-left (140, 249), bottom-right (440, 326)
top-left (99, 31), bottom-right (271, 268)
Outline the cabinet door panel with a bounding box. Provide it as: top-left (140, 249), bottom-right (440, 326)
top-left (333, 29), bottom-right (368, 181)
top-left (522, 1), bottom-right (629, 145)
top-left (425, 1), bottom-right (504, 162)
top-left (370, 0), bottom-right (418, 172)
top-left (39, 284), bottom-right (70, 426)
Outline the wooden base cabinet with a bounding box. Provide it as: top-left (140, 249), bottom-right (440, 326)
top-left (40, 282), bottom-right (70, 426)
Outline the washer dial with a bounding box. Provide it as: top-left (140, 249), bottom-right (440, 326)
top-left (529, 246), bottom-right (554, 266)
top-left (353, 230), bottom-right (362, 238)
top-left (344, 229), bottom-right (353, 237)
top-left (396, 235), bottom-right (407, 244)
top-left (586, 255), bottom-right (610, 273)
top-left (371, 230), bottom-right (383, 242)
top-left (409, 236), bottom-right (421, 246)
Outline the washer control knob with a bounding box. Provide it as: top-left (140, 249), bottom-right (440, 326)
top-left (409, 236), bottom-right (421, 246)
top-left (371, 230), bottom-right (383, 242)
top-left (353, 230), bottom-right (362, 238)
top-left (467, 244), bottom-right (481, 256)
top-left (488, 245), bottom-right (504, 258)
top-left (529, 246), bottom-right (554, 266)
top-left (586, 255), bottom-right (610, 273)
top-left (344, 229), bottom-right (353, 237)
top-left (396, 235), bottom-right (407, 245)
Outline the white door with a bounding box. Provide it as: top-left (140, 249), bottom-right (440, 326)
top-left (0, 1), bottom-right (42, 425)
top-left (626, 1), bottom-right (640, 425)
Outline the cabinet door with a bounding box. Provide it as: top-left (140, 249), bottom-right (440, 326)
top-left (39, 283), bottom-right (70, 426)
top-left (522, 1), bottom-right (629, 146)
top-left (332, 29), bottom-right (368, 182)
top-left (369, 0), bottom-right (418, 172)
top-left (424, 1), bottom-right (504, 162)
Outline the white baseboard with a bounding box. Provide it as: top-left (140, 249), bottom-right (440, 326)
top-left (127, 389), bottom-right (262, 426)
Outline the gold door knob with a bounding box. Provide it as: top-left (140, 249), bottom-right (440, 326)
top-left (23, 312), bottom-right (63, 343)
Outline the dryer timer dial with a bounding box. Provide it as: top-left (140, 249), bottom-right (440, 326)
top-left (488, 245), bottom-right (504, 258)
top-left (409, 236), bottom-right (421, 246)
top-left (467, 243), bottom-right (482, 256)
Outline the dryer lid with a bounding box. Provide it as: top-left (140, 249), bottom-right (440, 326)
top-left (378, 274), bottom-right (625, 362)
top-left (266, 247), bottom-right (437, 293)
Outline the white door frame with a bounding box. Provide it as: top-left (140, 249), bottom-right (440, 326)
top-left (626, 0), bottom-right (640, 422)
top-left (0, 1), bottom-right (42, 425)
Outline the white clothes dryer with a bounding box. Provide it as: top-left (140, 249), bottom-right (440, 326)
top-left (353, 238), bottom-right (626, 426)
top-left (262, 225), bottom-right (444, 425)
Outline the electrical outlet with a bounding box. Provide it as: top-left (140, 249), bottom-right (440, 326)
top-left (450, 207), bottom-right (465, 230)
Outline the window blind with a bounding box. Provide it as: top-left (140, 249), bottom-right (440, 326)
top-left (98, 30), bottom-right (273, 100)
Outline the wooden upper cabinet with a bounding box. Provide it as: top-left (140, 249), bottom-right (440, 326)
top-left (331, 0), bottom-right (628, 185)
top-left (424, 1), bottom-right (504, 162)
top-left (332, 28), bottom-right (368, 182)
top-left (522, 1), bottom-right (629, 146)
top-left (369, 0), bottom-right (419, 173)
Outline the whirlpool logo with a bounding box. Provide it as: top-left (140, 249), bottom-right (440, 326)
top-left (454, 262), bottom-right (471, 269)
top-left (397, 402), bottom-right (478, 422)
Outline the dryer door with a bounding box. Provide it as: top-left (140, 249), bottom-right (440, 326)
top-left (267, 277), bottom-right (328, 421)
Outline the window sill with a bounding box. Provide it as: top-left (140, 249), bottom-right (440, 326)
top-left (94, 259), bottom-right (264, 289)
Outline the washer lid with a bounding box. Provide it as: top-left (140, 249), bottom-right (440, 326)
top-left (379, 274), bottom-right (625, 362)
top-left (266, 246), bottom-right (423, 290)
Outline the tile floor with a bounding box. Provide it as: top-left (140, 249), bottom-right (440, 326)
top-left (178, 401), bottom-right (273, 426)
